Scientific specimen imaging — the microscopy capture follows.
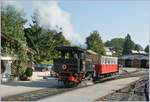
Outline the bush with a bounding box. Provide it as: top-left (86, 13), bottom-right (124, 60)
top-left (25, 67), bottom-right (33, 77)
top-left (19, 74), bottom-right (28, 81)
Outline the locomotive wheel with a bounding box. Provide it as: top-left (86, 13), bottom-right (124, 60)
top-left (85, 73), bottom-right (93, 81)
top-left (63, 81), bottom-right (78, 88)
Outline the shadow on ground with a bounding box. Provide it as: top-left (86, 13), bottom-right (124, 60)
top-left (2, 77), bottom-right (63, 88)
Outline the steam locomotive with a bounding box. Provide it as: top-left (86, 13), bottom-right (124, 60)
top-left (53, 46), bottom-right (119, 87)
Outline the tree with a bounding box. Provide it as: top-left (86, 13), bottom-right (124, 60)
top-left (1, 5), bottom-right (28, 60)
top-left (24, 16), bottom-right (43, 63)
top-left (24, 12), bottom-right (70, 63)
top-left (105, 38), bottom-right (125, 56)
top-left (1, 5), bottom-right (29, 76)
top-left (144, 45), bottom-right (149, 53)
top-left (122, 34), bottom-right (135, 55)
top-left (134, 44), bottom-right (143, 51)
top-left (53, 31), bottom-right (70, 47)
top-left (104, 40), bottom-right (112, 47)
top-left (1, 5), bottom-right (27, 41)
top-left (86, 30), bottom-right (105, 55)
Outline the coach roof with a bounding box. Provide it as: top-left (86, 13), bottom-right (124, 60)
top-left (54, 46), bottom-right (84, 52)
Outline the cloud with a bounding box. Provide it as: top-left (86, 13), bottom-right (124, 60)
top-left (33, 1), bottom-right (83, 45)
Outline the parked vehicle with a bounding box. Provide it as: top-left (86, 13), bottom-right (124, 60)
top-left (35, 64), bottom-right (52, 72)
top-left (53, 46), bottom-right (119, 87)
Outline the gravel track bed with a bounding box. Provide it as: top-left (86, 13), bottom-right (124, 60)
top-left (2, 70), bottom-right (148, 101)
top-left (95, 74), bottom-right (149, 101)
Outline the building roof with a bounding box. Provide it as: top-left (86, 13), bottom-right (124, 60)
top-left (131, 50), bottom-right (147, 54)
top-left (86, 50), bottom-right (97, 55)
top-left (105, 47), bottom-right (111, 52)
top-left (120, 54), bottom-right (149, 60)
top-left (105, 47), bottom-right (112, 56)
top-left (54, 46), bottom-right (84, 52)
top-left (1, 56), bottom-right (17, 60)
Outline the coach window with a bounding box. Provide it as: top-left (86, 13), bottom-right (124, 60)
top-left (110, 58), bottom-right (113, 64)
top-left (110, 58), bottom-right (111, 64)
top-left (108, 58), bottom-right (110, 64)
top-left (109, 58), bottom-right (111, 64)
top-left (103, 57), bottom-right (105, 64)
top-left (107, 58), bottom-right (109, 64)
top-left (105, 58), bottom-right (107, 64)
top-left (105, 58), bottom-right (108, 64)
top-left (104, 57), bottom-right (106, 64)
top-left (103, 58), bottom-right (105, 64)
top-left (101, 57), bottom-right (103, 64)
top-left (113, 58), bottom-right (114, 64)
top-left (102, 57), bottom-right (104, 64)
top-left (115, 59), bottom-right (117, 64)
top-left (111, 58), bottom-right (113, 64)
top-left (101, 57), bottom-right (104, 64)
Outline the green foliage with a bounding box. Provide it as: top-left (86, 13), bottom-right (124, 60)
top-left (1, 5), bottom-right (28, 59)
top-left (24, 12), bottom-right (70, 63)
top-left (1, 5), bottom-right (29, 75)
top-left (105, 38), bottom-right (125, 56)
top-left (122, 34), bottom-right (135, 55)
top-left (25, 67), bottom-right (33, 77)
top-left (86, 30), bottom-right (105, 55)
top-left (53, 32), bottom-right (70, 47)
top-left (14, 63), bottom-right (22, 77)
top-left (11, 61), bottom-right (26, 77)
top-left (144, 45), bottom-right (149, 53)
top-left (134, 44), bottom-right (143, 51)
top-left (1, 5), bottom-right (27, 41)
top-left (41, 60), bottom-right (53, 64)
top-left (105, 40), bottom-right (112, 47)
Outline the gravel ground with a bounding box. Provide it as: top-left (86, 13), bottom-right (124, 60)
top-left (96, 75), bottom-right (149, 101)
top-left (0, 68), bottom-right (146, 100)
top-left (0, 78), bottom-right (62, 97)
top-left (38, 77), bottom-right (140, 102)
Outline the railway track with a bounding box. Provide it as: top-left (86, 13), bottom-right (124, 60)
top-left (2, 69), bottom-right (148, 101)
top-left (96, 75), bottom-right (149, 101)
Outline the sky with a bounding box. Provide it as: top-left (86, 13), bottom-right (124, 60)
top-left (2, 0), bottom-right (150, 48)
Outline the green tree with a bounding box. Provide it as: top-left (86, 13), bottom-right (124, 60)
top-left (1, 5), bottom-right (27, 41)
top-left (104, 40), bottom-right (112, 47)
top-left (24, 12), bottom-right (70, 63)
top-left (122, 34), bottom-right (135, 55)
top-left (86, 30), bottom-right (105, 55)
top-left (1, 5), bottom-right (28, 60)
top-left (24, 17), bottom-right (42, 63)
top-left (25, 67), bottom-right (33, 77)
top-left (144, 45), bottom-right (149, 53)
top-left (134, 44), bottom-right (143, 51)
top-left (53, 31), bottom-right (70, 47)
top-left (105, 38), bottom-right (125, 56)
top-left (1, 5), bottom-right (29, 76)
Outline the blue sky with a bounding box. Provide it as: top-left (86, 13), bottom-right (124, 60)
top-left (5, 0), bottom-right (149, 48)
top-left (59, 1), bottom-right (149, 48)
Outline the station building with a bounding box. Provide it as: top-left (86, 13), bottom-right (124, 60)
top-left (118, 53), bottom-right (149, 68)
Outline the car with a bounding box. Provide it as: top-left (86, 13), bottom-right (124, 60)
top-left (35, 64), bottom-right (48, 72)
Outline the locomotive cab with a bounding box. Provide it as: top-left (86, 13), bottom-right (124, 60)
top-left (53, 47), bottom-right (86, 73)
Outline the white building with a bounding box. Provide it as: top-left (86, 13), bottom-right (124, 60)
top-left (105, 47), bottom-right (112, 56)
